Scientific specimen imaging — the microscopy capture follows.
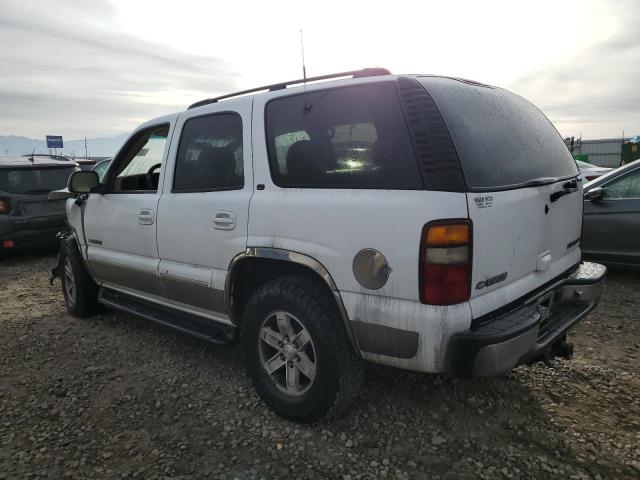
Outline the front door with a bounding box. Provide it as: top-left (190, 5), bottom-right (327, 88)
top-left (83, 123), bottom-right (171, 297)
top-left (156, 100), bottom-right (253, 321)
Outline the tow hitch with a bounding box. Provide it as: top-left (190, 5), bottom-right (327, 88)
top-left (533, 335), bottom-right (574, 366)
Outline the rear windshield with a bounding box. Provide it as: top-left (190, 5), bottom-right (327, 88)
top-left (0, 167), bottom-right (76, 194)
top-left (265, 83), bottom-right (422, 189)
top-left (419, 77), bottom-right (578, 190)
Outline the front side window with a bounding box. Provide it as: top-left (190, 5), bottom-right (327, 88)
top-left (173, 113), bottom-right (243, 192)
top-left (112, 125), bottom-right (169, 192)
top-left (605, 170), bottom-right (640, 199)
top-left (265, 84), bottom-right (422, 189)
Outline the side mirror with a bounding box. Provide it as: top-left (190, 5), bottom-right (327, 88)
top-left (584, 186), bottom-right (604, 202)
top-left (68, 170), bottom-right (100, 194)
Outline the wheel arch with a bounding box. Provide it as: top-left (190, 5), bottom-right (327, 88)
top-left (225, 247), bottom-right (360, 354)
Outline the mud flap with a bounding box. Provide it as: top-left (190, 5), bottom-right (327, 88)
top-left (49, 230), bottom-right (71, 284)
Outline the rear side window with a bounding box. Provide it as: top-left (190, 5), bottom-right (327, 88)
top-left (174, 113), bottom-right (243, 192)
top-left (265, 84), bottom-right (422, 189)
top-left (419, 77), bottom-right (578, 190)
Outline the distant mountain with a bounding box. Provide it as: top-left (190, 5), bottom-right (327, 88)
top-left (0, 133), bottom-right (129, 158)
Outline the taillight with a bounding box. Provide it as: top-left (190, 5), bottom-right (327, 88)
top-left (0, 198), bottom-right (10, 214)
top-left (420, 220), bottom-right (472, 305)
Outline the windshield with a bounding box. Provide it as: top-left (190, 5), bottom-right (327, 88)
top-left (419, 77), bottom-right (579, 190)
top-left (0, 167), bottom-right (76, 194)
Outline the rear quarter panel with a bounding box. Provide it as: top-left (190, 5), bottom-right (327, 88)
top-left (249, 90), bottom-right (472, 372)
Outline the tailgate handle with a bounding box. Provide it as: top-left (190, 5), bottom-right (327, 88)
top-left (536, 250), bottom-right (552, 271)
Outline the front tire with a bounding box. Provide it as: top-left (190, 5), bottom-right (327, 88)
top-left (60, 237), bottom-right (99, 317)
top-left (241, 276), bottom-right (365, 423)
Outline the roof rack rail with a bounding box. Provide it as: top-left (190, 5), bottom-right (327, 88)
top-left (188, 67), bottom-right (391, 110)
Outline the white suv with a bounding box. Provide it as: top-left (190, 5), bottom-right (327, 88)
top-left (53, 68), bottom-right (606, 422)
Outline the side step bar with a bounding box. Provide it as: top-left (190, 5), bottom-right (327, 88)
top-left (99, 287), bottom-right (235, 345)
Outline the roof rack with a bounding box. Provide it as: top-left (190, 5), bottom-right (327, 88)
top-left (188, 67), bottom-right (391, 110)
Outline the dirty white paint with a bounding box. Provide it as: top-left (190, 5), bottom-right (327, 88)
top-left (466, 182), bottom-right (583, 318)
top-left (342, 291), bottom-right (472, 372)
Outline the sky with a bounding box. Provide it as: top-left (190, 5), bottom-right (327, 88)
top-left (0, 0), bottom-right (638, 140)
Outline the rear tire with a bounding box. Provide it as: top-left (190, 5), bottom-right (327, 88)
top-left (241, 276), bottom-right (365, 423)
top-left (60, 236), bottom-right (99, 317)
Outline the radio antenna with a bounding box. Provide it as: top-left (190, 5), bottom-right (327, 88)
top-left (300, 29), bottom-right (311, 114)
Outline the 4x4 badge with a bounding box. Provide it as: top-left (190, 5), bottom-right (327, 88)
top-left (476, 271), bottom-right (508, 290)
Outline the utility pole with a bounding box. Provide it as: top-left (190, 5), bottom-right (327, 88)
top-left (84, 137), bottom-right (88, 159)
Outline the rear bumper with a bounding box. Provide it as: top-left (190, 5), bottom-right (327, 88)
top-left (448, 262), bottom-right (606, 377)
top-left (0, 215), bottom-right (66, 251)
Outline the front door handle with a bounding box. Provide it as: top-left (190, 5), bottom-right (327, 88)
top-left (138, 209), bottom-right (155, 225)
top-left (213, 211), bottom-right (236, 230)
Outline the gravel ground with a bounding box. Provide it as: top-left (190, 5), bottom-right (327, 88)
top-left (1, 252), bottom-right (639, 480)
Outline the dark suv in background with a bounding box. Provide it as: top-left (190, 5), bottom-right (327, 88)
top-left (0, 155), bottom-right (78, 255)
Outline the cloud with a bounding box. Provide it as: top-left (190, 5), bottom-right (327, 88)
top-left (508, 0), bottom-right (640, 139)
top-left (0, 0), bottom-right (237, 138)
top-left (1, 0), bottom-right (638, 141)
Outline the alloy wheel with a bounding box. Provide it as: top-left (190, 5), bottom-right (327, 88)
top-left (258, 310), bottom-right (317, 396)
top-left (63, 257), bottom-right (76, 304)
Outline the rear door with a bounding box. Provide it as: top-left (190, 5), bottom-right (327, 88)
top-left (419, 77), bottom-right (582, 318)
top-left (583, 166), bottom-right (640, 267)
top-left (155, 99), bottom-right (252, 321)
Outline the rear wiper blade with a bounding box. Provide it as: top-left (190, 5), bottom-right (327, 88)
top-left (23, 189), bottom-right (53, 194)
top-left (550, 180), bottom-right (579, 203)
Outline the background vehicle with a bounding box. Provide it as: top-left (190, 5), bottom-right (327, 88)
top-left (22, 154), bottom-right (95, 171)
top-left (92, 157), bottom-right (112, 182)
top-left (73, 158), bottom-right (97, 170)
top-left (583, 159), bottom-right (640, 269)
top-left (576, 159), bottom-right (611, 181)
top-left (53, 69), bottom-right (605, 422)
top-left (0, 155), bottom-right (78, 254)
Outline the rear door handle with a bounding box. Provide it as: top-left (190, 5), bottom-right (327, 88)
top-left (213, 211), bottom-right (236, 230)
top-left (138, 209), bottom-right (155, 225)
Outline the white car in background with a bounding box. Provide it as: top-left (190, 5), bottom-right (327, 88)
top-left (576, 160), bottom-right (612, 182)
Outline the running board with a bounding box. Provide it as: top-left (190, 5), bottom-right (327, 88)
top-left (99, 287), bottom-right (235, 345)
